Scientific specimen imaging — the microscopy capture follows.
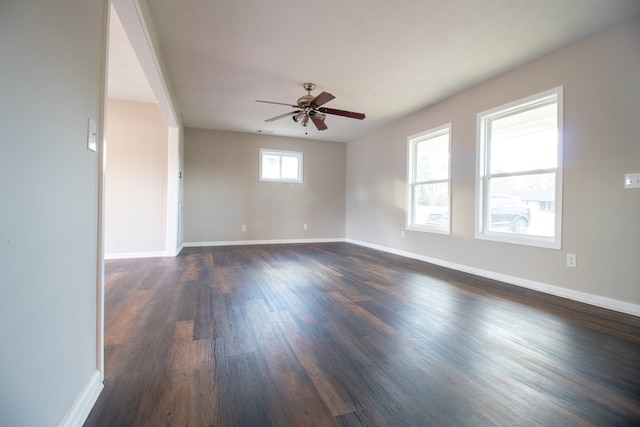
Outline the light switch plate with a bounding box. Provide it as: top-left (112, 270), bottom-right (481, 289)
top-left (87, 118), bottom-right (97, 152)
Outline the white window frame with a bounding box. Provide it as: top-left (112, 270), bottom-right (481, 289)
top-left (406, 123), bottom-right (452, 235)
top-left (475, 87), bottom-right (563, 249)
top-left (259, 149), bottom-right (303, 183)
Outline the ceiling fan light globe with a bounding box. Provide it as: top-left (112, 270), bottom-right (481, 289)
top-left (293, 111), bottom-right (305, 122)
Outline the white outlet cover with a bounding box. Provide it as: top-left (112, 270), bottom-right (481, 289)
top-left (624, 173), bottom-right (640, 189)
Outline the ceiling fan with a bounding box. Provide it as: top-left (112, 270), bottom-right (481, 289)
top-left (256, 83), bottom-right (365, 131)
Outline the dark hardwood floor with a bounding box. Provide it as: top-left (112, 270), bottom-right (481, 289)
top-left (84, 243), bottom-right (640, 426)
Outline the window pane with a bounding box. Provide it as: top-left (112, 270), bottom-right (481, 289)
top-left (260, 149), bottom-right (303, 183)
top-left (262, 154), bottom-right (280, 179)
top-left (412, 182), bottom-right (449, 227)
top-left (407, 124), bottom-right (451, 233)
top-left (489, 103), bottom-right (558, 174)
top-left (487, 173), bottom-right (555, 237)
top-left (416, 134), bottom-right (449, 182)
top-left (476, 87), bottom-right (562, 248)
top-left (281, 155), bottom-right (299, 179)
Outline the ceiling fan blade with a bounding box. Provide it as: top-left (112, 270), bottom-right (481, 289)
top-left (310, 91), bottom-right (335, 108)
top-left (256, 100), bottom-right (298, 108)
top-left (310, 115), bottom-right (328, 131)
top-left (265, 110), bottom-right (300, 122)
top-left (320, 107), bottom-right (366, 120)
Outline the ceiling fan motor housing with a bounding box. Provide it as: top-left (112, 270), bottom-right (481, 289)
top-left (297, 94), bottom-right (314, 108)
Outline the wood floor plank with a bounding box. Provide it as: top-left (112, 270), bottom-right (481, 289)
top-left (103, 289), bottom-right (152, 346)
top-left (273, 310), bottom-right (358, 417)
top-left (190, 339), bottom-right (218, 425)
top-left (85, 243), bottom-right (640, 426)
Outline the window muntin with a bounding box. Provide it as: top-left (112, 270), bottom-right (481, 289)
top-left (476, 87), bottom-right (563, 248)
top-left (407, 124), bottom-right (451, 234)
top-left (260, 149), bottom-right (303, 183)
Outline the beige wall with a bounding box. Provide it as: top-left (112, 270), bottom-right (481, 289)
top-left (184, 128), bottom-right (346, 243)
top-left (105, 99), bottom-right (168, 256)
top-left (346, 17), bottom-right (640, 308)
top-left (0, 0), bottom-right (103, 425)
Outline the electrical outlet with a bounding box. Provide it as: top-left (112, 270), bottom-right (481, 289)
top-left (566, 253), bottom-right (577, 268)
top-left (624, 173), bottom-right (640, 189)
top-left (303, 223), bottom-right (308, 230)
top-left (241, 225), bottom-right (246, 232)
top-left (400, 230), bottom-right (405, 239)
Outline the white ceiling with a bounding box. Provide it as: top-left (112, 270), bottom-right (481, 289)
top-left (109, 0), bottom-right (640, 142)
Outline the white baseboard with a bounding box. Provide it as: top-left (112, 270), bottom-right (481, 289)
top-left (174, 242), bottom-right (185, 256)
top-left (346, 238), bottom-right (640, 318)
top-left (104, 250), bottom-right (169, 260)
top-left (59, 370), bottom-right (103, 427)
top-left (106, 242), bottom-right (186, 259)
top-left (105, 239), bottom-right (346, 258)
top-left (183, 237), bottom-right (346, 248)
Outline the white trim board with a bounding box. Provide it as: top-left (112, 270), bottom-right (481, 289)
top-left (105, 250), bottom-right (169, 260)
top-left (346, 238), bottom-right (640, 318)
top-left (175, 242), bottom-right (185, 255)
top-left (105, 238), bottom-right (346, 259)
top-left (59, 370), bottom-right (103, 427)
top-left (184, 238), bottom-right (346, 248)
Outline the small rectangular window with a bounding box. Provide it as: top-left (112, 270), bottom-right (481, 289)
top-left (476, 87), bottom-right (563, 249)
top-left (260, 149), bottom-right (303, 183)
top-left (406, 124), bottom-right (451, 234)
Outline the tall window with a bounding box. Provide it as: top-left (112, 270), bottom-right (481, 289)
top-left (406, 124), bottom-right (451, 234)
top-left (476, 87), bottom-right (563, 248)
top-left (260, 149), bottom-right (303, 183)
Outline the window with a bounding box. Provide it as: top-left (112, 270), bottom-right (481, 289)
top-left (260, 149), bottom-right (303, 183)
top-left (476, 87), bottom-right (563, 249)
top-left (406, 124), bottom-right (451, 234)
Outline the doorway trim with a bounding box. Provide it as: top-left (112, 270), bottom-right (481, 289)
top-left (98, 0), bottom-right (183, 388)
